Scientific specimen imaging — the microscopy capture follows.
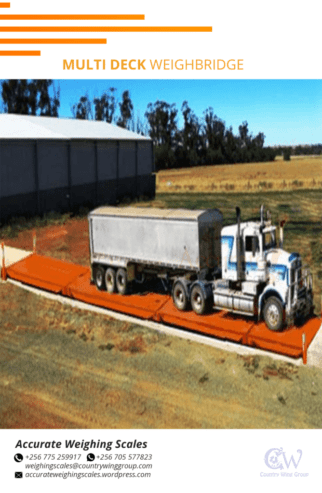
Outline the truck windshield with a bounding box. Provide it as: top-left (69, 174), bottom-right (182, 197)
top-left (264, 231), bottom-right (276, 250)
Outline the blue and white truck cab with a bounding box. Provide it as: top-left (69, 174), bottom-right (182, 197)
top-left (213, 205), bottom-right (313, 330)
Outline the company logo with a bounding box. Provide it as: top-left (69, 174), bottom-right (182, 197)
top-left (264, 447), bottom-right (302, 470)
top-left (260, 447), bottom-right (309, 478)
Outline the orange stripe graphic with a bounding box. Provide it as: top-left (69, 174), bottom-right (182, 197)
top-left (0, 50), bottom-right (40, 55)
top-left (0, 38), bottom-right (107, 44)
top-left (0, 3), bottom-right (10, 7)
top-left (0, 26), bottom-right (212, 32)
top-left (0, 14), bottom-right (145, 20)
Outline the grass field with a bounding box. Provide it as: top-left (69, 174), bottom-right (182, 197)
top-left (156, 155), bottom-right (322, 194)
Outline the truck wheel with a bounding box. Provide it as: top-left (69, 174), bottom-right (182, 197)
top-left (263, 297), bottom-right (284, 331)
top-left (172, 280), bottom-right (189, 311)
top-left (116, 268), bottom-right (128, 295)
top-left (105, 267), bottom-right (116, 293)
top-left (94, 265), bottom-right (106, 291)
top-left (191, 283), bottom-right (210, 315)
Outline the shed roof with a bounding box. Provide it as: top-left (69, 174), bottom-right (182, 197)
top-left (0, 114), bottom-right (151, 141)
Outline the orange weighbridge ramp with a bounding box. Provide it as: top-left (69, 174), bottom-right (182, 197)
top-left (6, 253), bottom-right (321, 360)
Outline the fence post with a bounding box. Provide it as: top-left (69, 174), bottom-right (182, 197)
top-left (1, 242), bottom-right (7, 281)
top-left (302, 332), bottom-right (307, 365)
top-left (33, 229), bottom-right (36, 254)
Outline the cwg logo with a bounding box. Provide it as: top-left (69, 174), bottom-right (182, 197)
top-left (264, 447), bottom-right (302, 470)
top-left (260, 447), bottom-right (308, 478)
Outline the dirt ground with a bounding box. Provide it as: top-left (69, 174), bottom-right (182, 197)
top-left (4, 216), bottom-right (90, 266)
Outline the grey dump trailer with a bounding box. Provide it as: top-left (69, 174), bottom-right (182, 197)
top-left (88, 206), bottom-right (223, 309)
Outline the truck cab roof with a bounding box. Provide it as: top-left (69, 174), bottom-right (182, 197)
top-left (222, 221), bottom-right (259, 236)
top-left (222, 221), bottom-right (276, 236)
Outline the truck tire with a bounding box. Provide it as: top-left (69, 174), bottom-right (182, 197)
top-left (263, 296), bottom-right (284, 331)
top-left (191, 283), bottom-right (211, 315)
top-left (172, 280), bottom-right (189, 311)
top-left (105, 267), bottom-right (116, 293)
top-left (116, 268), bottom-right (128, 295)
top-left (94, 265), bottom-right (106, 291)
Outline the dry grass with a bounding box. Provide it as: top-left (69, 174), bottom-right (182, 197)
top-left (156, 156), bottom-right (322, 194)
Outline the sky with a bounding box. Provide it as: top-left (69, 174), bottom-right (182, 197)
top-left (13, 79), bottom-right (322, 147)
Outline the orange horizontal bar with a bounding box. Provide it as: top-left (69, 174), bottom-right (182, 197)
top-left (0, 3), bottom-right (10, 7)
top-left (0, 38), bottom-right (107, 44)
top-left (0, 14), bottom-right (145, 20)
top-left (0, 50), bottom-right (40, 55)
top-left (0, 26), bottom-right (213, 32)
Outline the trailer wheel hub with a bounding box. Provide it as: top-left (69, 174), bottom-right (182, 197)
top-left (172, 280), bottom-right (190, 311)
top-left (97, 271), bottom-right (103, 286)
top-left (193, 292), bottom-right (202, 308)
top-left (116, 268), bottom-right (128, 295)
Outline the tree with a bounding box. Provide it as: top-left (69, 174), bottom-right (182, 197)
top-left (2, 80), bottom-right (30, 114)
top-left (145, 100), bottom-right (178, 147)
top-left (248, 131), bottom-right (265, 161)
top-left (35, 80), bottom-right (60, 117)
top-left (71, 94), bottom-right (92, 120)
top-left (93, 88), bottom-right (116, 123)
top-left (117, 90), bottom-right (133, 129)
top-left (283, 148), bottom-right (292, 161)
top-left (1, 79), bottom-right (60, 116)
top-left (223, 126), bottom-right (239, 163)
top-left (238, 121), bottom-right (252, 148)
top-left (132, 111), bottom-right (149, 136)
top-left (237, 121), bottom-right (252, 162)
top-left (203, 108), bottom-right (225, 148)
top-left (203, 108), bottom-right (226, 164)
top-left (252, 131), bottom-right (265, 148)
top-left (180, 101), bottom-right (202, 166)
top-left (145, 100), bottom-right (178, 170)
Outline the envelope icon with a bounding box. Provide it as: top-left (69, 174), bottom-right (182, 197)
top-left (15, 472), bottom-right (23, 479)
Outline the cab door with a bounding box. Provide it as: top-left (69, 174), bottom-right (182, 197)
top-left (243, 232), bottom-right (260, 281)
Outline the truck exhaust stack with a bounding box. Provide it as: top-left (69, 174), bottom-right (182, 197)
top-left (279, 220), bottom-right (286, 248)
top-left (236, 206), bottom-right (243, 283)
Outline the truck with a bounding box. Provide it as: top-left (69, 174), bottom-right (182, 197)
top-left (88, 205), bottom-right (314, 331)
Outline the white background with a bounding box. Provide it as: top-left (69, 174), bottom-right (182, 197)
top-left (0, 0), bottom-right (320, 78)
top-left (0, 429), bottom-right (320, 492)
top-left (0, 0), bottom-right (321, 491)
